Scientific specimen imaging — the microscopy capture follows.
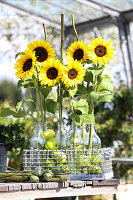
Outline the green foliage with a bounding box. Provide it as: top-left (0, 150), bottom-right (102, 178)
top-left (45, 99), bottom-right (57, 114)
top-left (70, 112), bottom-right (95, 126)
top-left (0, 123), bottom-right (25, 151)
top-left (0, 80), bottom-right (22, 106)
top-left (90, 90), bottom-right (112, 102)
top-left (87, 66), bottom-right (104, 76)
top-left (15, 51), bottom-right (25, 59)
top-left (68, 86), bottom-right (77, 98)
top-left (0, 107), bottom-right (27, 118)
top-left (98, 74), bottom-right (113, 92)
top-left (72, 99), bottom-right (88, 114)
top-left (95, 83), bottom-right (133, 179)
top-left (17, 79), bottom-right (34, 88)
top-left (40, 86), bottom-right (52, 98)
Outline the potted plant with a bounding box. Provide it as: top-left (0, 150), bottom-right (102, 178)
top-left (0, 123), bottom-right (25, 172)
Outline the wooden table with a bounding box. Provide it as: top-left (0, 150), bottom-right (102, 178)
top-left (0, 179), bottom-right (119, 200)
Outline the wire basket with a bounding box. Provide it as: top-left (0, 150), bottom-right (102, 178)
top-left (23, 147), bottom-right (113, 180)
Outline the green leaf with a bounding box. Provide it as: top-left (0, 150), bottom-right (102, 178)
top-left (84, 71), bottom-right (93, 83)
top-left (90, 91), bottom-right (112, 102)
top-left (80, 113), bottom-right (95, 125)
top-left (98, 74), bottom-right (113, 92)
top-left (17, 79), bottom-right (34, 88)
top-left (68, 86), bottom-right (77, 98)
top-left (15, 51), bottom-right (25, 59)
top-left (0, 107), bottom-right (26, 118)
top-left (45, 99), bottom-right (57, 114)
top-left (72, 99), bottom-right (88, 114)
top-left (70, 113), bottom-right (80, 125)
top-left (90, 92), bottom-right (99, 101)
top-left (85, 59), bottom-right (92, 64)
top-left (77, 84), bottom-right (88, 95)
top-left (57, 90), bottom-right (69, 103)
top-left (40, 87), bottom-right (52, 98)
top-left (16, 98), bottom-right (36, 112)
top-left (87, 67), bottom-right (104, 76)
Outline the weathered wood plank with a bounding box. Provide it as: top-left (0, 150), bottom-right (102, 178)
top-left (0, 185), bottom-right (8, 192)
top-left (0, 185), bottom-right (118, 200)
top-left (93, 179), bottom-right (120, 186)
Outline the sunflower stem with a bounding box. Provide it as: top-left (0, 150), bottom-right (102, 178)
top-left (35, 77), bottom-right (40, 122)
top-left (57, 14), bottom-right (64, 147)
top-left (69, 93), bottom-right (76, 148)
top-left (43, 23), bottom-right (47, 41)
top-left (44, 97), bottom-right (46, 123)
top-left (88, 64), bottom-right (98, 149)
top-left (72, 15), bottom-right (78, 41)
top-left (61, 14), bottom-right (64, 64)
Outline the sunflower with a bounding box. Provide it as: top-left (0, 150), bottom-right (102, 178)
top-left (27, 39), bottom-right (55, 63)
top-left (14, 50), bottom-right (36, 79)
top-left (39, 59), bottom-right (63, 87)
top-left (65, 40), bottom-right (89, 63)
top-left (88, 37), bottom-right (114, 65)
top-left (62, 60), bottom-right (85, 88)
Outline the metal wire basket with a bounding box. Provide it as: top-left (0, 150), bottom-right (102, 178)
top-left (23, 147), bottom-right (113, 180)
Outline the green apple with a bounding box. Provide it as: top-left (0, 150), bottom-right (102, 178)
top-left (45, 159), bottom-right (56, 169)
top-left (76, 155), bottom-right (90, 167)
top-left (88, 165), bottom-right (101, 174)
top-left (53, 151), bottom-right (66, 163)
top-left (43, 129), bottom-right (55, 140)
top-left (45, 138), bottom-right (59, 150)
top-left (90, 154), bottom-right (101, 165)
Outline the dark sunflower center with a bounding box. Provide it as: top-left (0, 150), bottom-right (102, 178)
top-left (95, 45), bottom-right (106, 57)
top-left (47, 67), bottom-right (58, 80)
top-left (23, 59), bottom-right (32, 72)
top-left (73, 48), bottom-right (84, 61)
top-left (34, 47), bottom-right (48, 62)
top-left (68, 68), bottom-right (77, 79)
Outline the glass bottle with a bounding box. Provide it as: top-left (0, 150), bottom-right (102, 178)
top-left (56, 121), bottom-right (72, 148)
top-left (30, 122), bottom-right (46, 149)
top-left (85, 124), bottom-right (101, 148)
top-left (68, 124), bottom-right (84, 148)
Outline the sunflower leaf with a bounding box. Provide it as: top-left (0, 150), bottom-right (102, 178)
top-left (0, 107), bottom-right (27, 118)
top-left (84, 71), bottom-right (93, 83)
top-left (87, 67), bottom-right (104, 76)
top-left (45, 99), bottom-right (57, 114)
top-left (16, 97), bottom-right (36, 112)
top-left (68, 86), bottom-right (77, 98)
top-left (98, 74), bottom-right (113, 92)
top-left (72, 99), bottom-right (88, 114)
top-left (77, 84), bottom-right (88, 95)
top-left (90, 90), bottom-right (112, 102)
top-left (70, 113), bottom-right (80, 125)
top-left (40, 87), bottom-right (52, 98)
top-left (15, 51), bottom-right (25, 59)
top-left (17, 79), bottom-right (34, 88)
top-left (80, 113), bottom-right (95, 125)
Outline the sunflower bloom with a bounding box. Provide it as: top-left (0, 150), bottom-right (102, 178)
top-left (39, 59), bottom-right (63, 87)
top-left (27, 39), bottom-right (55, 63)
top-left (88, 37), bottom-right (114, 65)
top-left (62, 60), bottom-right (85, 88)
top-left (14, 50), bottom-right (36, 79)
top-left (65, 40), bottom-right (89, 63)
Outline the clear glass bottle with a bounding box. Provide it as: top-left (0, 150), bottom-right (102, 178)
top-left (30, 122), bottom-right (46, 149)
top-left (56, 121), bottom-right (72, 148)
top-left (85, 124), bottom-right (101, 148)
top-left (68, 124), bottom-right (84, 148)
